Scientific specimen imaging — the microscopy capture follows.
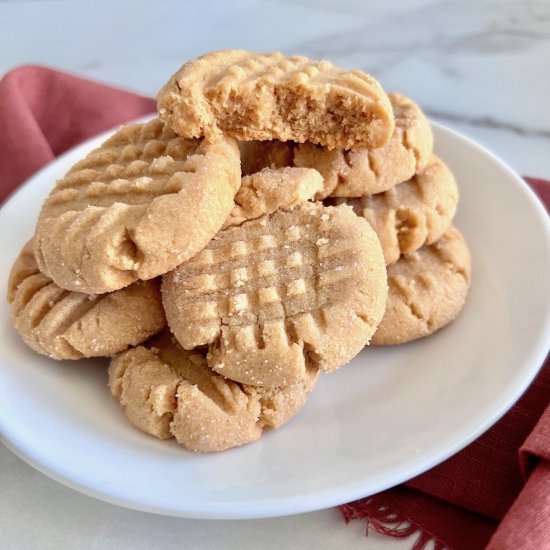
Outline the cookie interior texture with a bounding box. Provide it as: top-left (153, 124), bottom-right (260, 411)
top-left (157, 49), bottom-right (395, 150)
top-left (109, 331), bottom-right (318, 452)
top-left (34, 119), bottom-right (241, 294)
top-left (162, 202), bottom-right (388, 388)
top-left (372, 227), bottom-right (471, 345)
top-left (8, 241), bottom-right (166, 360)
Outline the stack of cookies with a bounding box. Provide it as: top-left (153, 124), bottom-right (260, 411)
top-left (7, 50), bottom-right (471, 452)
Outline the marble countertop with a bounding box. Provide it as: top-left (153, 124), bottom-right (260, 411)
top-left (2, 0), bottom-right (549, 178)
top-left (1, 1), bottom-right (549, 548)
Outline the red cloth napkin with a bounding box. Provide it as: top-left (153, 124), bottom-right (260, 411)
top-left (342, 366), bottom-right (550, 549)
top-left (0, 65), bottom-right (155, 203)
top-left (1, 66), bottom-right (549, 550)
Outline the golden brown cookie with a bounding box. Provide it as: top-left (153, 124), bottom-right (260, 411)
top-left (157, 50), bottom-right (394, 150)
top-left (109, 331), bottom-right (319, 452)
top-left (372, 227), bottom-right (471, 345)
top-left (162, 202), bottom-right (387, 388)
top-left (327, 155), bottom-right (458, 265)
top-left (224, 167), bottom-right (323, 227)
top-left (34, 118), bottom-right (241, 294)
top-left (8, 241), bottom-right (165, 360)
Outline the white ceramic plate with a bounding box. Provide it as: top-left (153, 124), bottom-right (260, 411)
top-left (1, 122), bottom-right (550, 520)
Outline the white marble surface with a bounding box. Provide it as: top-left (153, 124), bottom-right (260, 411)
top-left (2, 0), bottom-right (549, 177)
top-left (1, 0), bottom-right (548, 548)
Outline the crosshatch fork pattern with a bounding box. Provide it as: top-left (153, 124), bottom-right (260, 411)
top-left (34, 118), bottom-right (241, 293)
top-left (174, 213), bottom-right (357, 330)
top-left (213, 52), bottom-right (382, 97)
top-left (163, 204), bottom-right (388, 386)
top-left (44, 119), bottom-right (202, 213)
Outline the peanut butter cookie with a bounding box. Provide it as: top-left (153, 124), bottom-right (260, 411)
top-left (157, 50), bottom-right (394, 150)
top-left (162, 202), bottom-right (387, 388)
top-left (109, 331), bottom-right (318, 452)
top-left (35, 118), bottom-right (241, 294)
top-left (372, 227), bottom-right (471, 345)
top-left (328, 155), bottom-right (458, 265)
top-left (8, 241), bottom-right (165, 360)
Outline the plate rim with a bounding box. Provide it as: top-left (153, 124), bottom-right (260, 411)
top-left (1, 120), bottom-right (550, 519)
